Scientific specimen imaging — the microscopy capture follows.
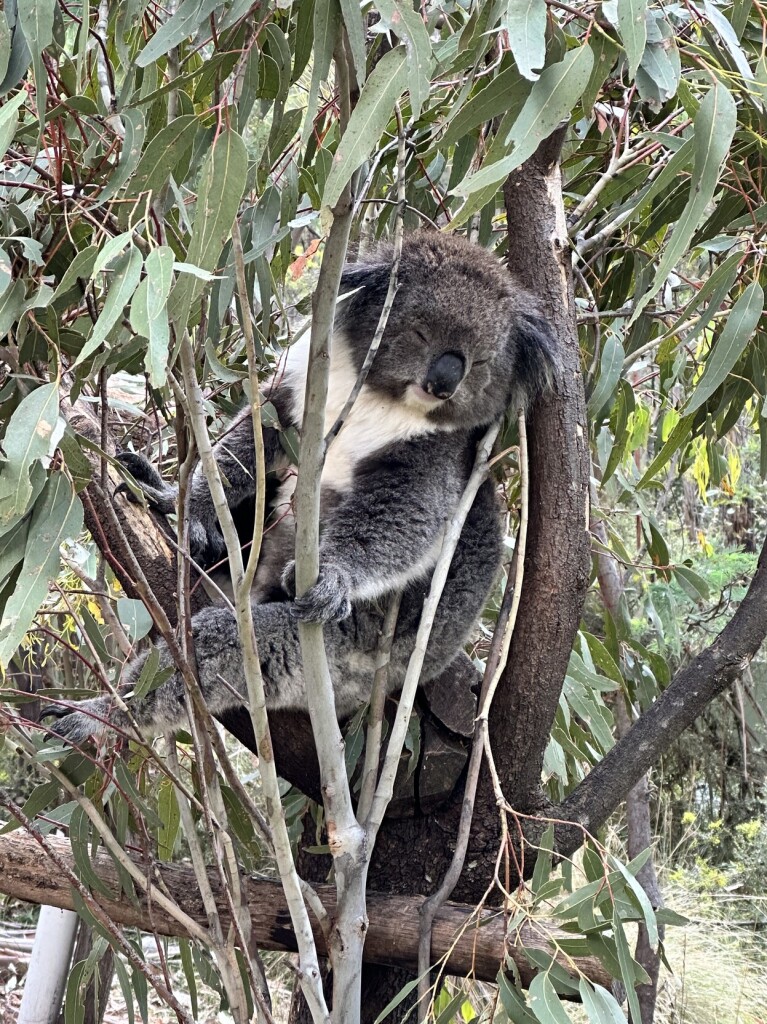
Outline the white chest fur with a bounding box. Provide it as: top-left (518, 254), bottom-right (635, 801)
top-left (278, 331), bottom-right (436, 493)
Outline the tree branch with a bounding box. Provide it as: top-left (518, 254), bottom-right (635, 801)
top-left (0, 831), bottom-right (613, 990)
top-left (488, 127), bottom-right (591, 812)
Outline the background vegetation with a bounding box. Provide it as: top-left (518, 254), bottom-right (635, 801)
top-left (0, 0), bottom-right (766, 1022)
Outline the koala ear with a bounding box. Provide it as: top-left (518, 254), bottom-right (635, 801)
top-left (337, 261), bottom-right (392, 325)
top-left (509, 312), bottom-right (559, 407)
top-left (339, 262), bottom-right (389, 297)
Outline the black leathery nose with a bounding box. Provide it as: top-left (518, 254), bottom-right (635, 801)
top-left (424, 352), bottom-right (465, 399)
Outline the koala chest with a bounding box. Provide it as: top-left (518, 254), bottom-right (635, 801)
top-left (252, 338), bottom-right (435, 602)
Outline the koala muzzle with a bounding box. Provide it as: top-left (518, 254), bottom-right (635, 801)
top-left (423, 352), bottom-right (465, 399)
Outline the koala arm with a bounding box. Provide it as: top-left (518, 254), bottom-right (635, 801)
top-left (290, 434), bottom-right (473, 622)
top-left (185, 410), bottom-right (288, 566)
top-left (119, 396), bottom-right (294, 568)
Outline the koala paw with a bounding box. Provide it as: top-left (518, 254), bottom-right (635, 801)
top-left (42, 697), bottom-right (117, 746)
top-left (114, 451), bottom-right (175, 514)
top-left (286, 564), bottom-right (353, 623)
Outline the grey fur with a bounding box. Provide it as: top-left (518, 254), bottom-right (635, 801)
top-left (47, 233), bottom-right (556, 746)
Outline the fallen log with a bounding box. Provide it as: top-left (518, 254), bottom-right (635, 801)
top-left (0, 832), bottom-right (611, 988)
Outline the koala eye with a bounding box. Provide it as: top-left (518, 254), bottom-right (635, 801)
top-left (473, 358), bottom-right (490, 366)
top-left (414, 329), bottom-right (430, 346)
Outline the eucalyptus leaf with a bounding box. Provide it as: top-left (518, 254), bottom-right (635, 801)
top-left (169, 126), bottom-right (248, 332)
top-left (504, 0), bottom-right (546, 80)
top-left (75, 244), bottom-right (143, 366)
top-left (323, 45), bottom-right (409, 208)
top-left (0, 471), bottom-right (83, 666)
top-left (685, 282), bottom-right (764, 415)
top-left (454, 45), bottom-right (594, 196)
top-left (631, 83), bottom-right (737, 323)
top-left (0, 382), bottom-right (63, 524)
top-left (617, 0), bottom-right (647, 78)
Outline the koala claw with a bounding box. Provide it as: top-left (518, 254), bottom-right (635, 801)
top-left (41, 698), bottom-right (114, 746)
top-left (288, 565), bottom-right (353, 623)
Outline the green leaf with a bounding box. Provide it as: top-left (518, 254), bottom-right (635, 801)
top-left (169, 126), bottom-right (248, 332)
top-left (578, 980), bottom-right (626, 1024)
top-left (638, 414), bottom-right (695, 487)
top-left (612, 913), bottom-right (642, 1023)
top-left (17, 0), bottom-right (54, 129)
top-left (50, 246), bottom-right (99, 308)
top-left (588, 331), bottom-right (624, 416)
top-left (339, 0), bottom-right (366, 86)
top-left (504, 0), bottom-right (546, 80)
top-left (703, 1), bottom-right (753, 83)
top-left (454, 45), bottom-right (594, 196)
top-left (372, 976), bottom-right (421, 1023)
top-left (631, 82), bottom-right (737, 323)
top-left (685, 282), bottom-right (764, 415)
top-left (582, 633), bottom-right (623, 684)
top-left (498, 972), bottom-right (538, 1023)
top-left (0, 11), bottom-right (10, 85)
top-left (135, 0), bottom-right (220, 67)
top-left (374, 0), bottom-right (433, 118)
top-left (442, 62), bottom-right (529, 147)
top-left (608, 853), bottom-right (658, 949)
top-left (157, 778), bottom-right (180, 860)
top-left (617, 0), bottom-right (647, 78)
top-left (322, 45), bottom-right (409, 209)
top-left (116, 596), bottom-right (153, 642)
top-left (126, 114), bottom-right (198, 198)
top-left (0, 88), bottom-right (25, 163)
top-left (302, 0), bottom-right (340, 145)
top-left (95, 108), bottom-right (146, 206)
top-left (531, 825), bottom-right (555, 895)
top-left (528, 973), bottom-right (574, 1024)
top-left (75, 245), bottom-right (143, 366)
top-left (92, 232), bottom-right (133, 277)
top-left (0, 382), bottom-right (63, 525)
top-left (130, 245), bottom-right (175, 386)
top-left (0, 471), bottom-right (83, 666)
top-left (674, 564), bottom-right (710, 603)
top-left (0, 516), bottom-right (29, 584)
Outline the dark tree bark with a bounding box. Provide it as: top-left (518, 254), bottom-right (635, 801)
top-left (487, 128), bottom-right (591, 813)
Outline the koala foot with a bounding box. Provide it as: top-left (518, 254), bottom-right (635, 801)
top-left (114, 451), bottom-right (176, 514)
top-left (282, 562), bottom-right (353, 623)
top-left (42, 697), bottom-right (119, 746)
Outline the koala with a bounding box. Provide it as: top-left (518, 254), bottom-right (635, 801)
top-left (46, 232), bottom-right (556, 746)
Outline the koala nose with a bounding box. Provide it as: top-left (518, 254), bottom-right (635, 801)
top-left (423, 352), bottom-right (465, 399)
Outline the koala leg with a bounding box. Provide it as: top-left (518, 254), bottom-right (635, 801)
top-left (45, 602), bottom-right (314, 746)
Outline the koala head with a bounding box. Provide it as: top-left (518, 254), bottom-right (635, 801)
top-left (336, 232), bottom-right (558, 431)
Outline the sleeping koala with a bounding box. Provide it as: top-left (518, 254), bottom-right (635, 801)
top-left (47, 232), bottom-right (556, 745)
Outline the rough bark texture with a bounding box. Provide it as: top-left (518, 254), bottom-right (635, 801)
top-left (491, 129), bottom-right (591, 813)
top-left (0, 832), bottom-right (612, 988)
top-left (65, 401), bottom-right (203, 622)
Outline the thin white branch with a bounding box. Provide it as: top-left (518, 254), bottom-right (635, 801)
top-left (415, 412), bottom-right (530, 1012)
top-left (177, 333), bottom-right (329, 1023)
top-left (366, 421), bottom-right (501, 839)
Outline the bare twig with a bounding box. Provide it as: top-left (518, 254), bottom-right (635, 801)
top-left (416, 411), bottom-right (530, 1012)
top-left (176, 331), bottom-right (329, 1023)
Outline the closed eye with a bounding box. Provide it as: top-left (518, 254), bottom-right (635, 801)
top-left (473, 358), bottom-right (490, 366)
top-left (415, 330), bottom-right (429, 345)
